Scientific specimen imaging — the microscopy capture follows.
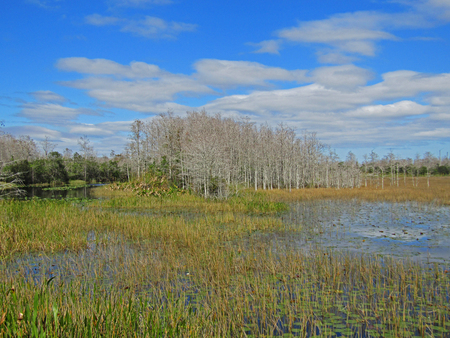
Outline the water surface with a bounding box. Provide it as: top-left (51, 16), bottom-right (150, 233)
top-left (23, 184), bottom-right (104, 199)
top-left (281, 200), bottom-right (450, 264)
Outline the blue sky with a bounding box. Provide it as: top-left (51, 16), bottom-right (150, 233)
top-left (1, 0), bottom-right (450, 160)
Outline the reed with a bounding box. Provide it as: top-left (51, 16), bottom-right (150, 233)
top-left (1, 181), bottom-right (450, 337)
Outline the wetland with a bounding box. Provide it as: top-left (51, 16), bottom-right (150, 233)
top-left (1, 177), bottom-right (450, 337)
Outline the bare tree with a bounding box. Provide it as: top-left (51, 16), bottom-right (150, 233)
top-left (125, 111), bottom-right (384, 197)
top-left (128, 119), bottom-right (144, 179)
top-left (421, 151), bottom-right (438, 188)
top-left (40, 136), bottom-right (57, 159)
top-left (78, 135), bottom-right (94, 182)
top-left (63, 148), bottom-right (73, 160)
top-left (0, 122), bottom-right (25, 197)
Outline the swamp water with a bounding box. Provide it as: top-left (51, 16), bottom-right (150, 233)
top-left (3, 199), bottom-right (450, 337)
top-left (23, 184), bottom-right (104, 199)
top-left (278, 200), bottom-right (450, 265)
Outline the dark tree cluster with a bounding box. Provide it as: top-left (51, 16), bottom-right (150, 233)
top-left (0, 131), bottom-right (128, 187)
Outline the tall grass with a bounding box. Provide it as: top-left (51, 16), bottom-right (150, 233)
top-left (261, 176), bottom-right (450, 205)
top-left (1, 179), bottom-right (450, 336)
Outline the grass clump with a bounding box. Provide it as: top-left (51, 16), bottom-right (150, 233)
top-left (108, 173), bottom-right (182, 197)
top-left (93, 186), bottom-right (287, 215)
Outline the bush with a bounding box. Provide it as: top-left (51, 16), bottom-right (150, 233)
top-left (109, 172), bottom-right (183, 197)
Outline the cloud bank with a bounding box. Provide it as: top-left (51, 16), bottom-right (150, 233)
top-left (11, 57), bottom-right (443, 152)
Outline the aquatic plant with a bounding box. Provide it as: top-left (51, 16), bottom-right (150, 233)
top-left (1, 181), bottom-right (450, 336)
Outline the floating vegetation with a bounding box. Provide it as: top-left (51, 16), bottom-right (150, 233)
top-left (42, 185), bottom-right (92, 191)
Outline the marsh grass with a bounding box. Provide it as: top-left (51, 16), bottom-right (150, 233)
top-left (92, 188), bottom-right (287, 214)
top-left (1, 180), bottom-right (450, 337)
top-left (260, 176), bottom-right (450, 205)
top-left (43, 185), bottom-right (91, 191)
top-left (69, 180), bottom-right (87, 186)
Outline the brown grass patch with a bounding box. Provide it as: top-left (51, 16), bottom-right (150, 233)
top-left (259, 176), bottom-right (450, 205)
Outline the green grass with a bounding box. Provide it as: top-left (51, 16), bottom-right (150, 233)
top-left (69, 180), bottom-right (87, 186)
top-left (1, 187), bottom-right (450, 337)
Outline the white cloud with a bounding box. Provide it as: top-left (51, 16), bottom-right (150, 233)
top-left (275, 11), bottom-right (397, 59)
top-left (317, 52), bottom-right (357, 64)
top-left (345, 101), bottom-right (430, 118)
top-left (250, 5), bottom-right (444, 63)
top-left (194, 59), bottom-right (307, 88)
top-left (248, 40), bottom-right (281, 54)
top-left (309, 64), bottom-right (374, 89)
top-left (26, 0), bottom-right (61, 9)
top-left (279, 24), bottom-right (392, 44)
top-left (62, 77), bottom-right (213, 112)
top-left (203, 85), bottom-right (361, 117)
top-left (85, 14), bottom-right (197, 39)
top-left (428, 95), bottom-right (450, 105)
top-left (428, 110), bottom-right (450, 120)
top-left (201, 69), bottom-right (450, 116)
top-left (6, 126), bottom-right (62, 140)
top-left (415, 0), bottom-right (450, 21)
top-left (363, 70), bottom-right (450, 101)
top-left (31, 90), bottom-right (67, 103)
top-left (22, 57), bottom-right (450, 152)
top-left (414, 128), bottom-right (450, 137)
top-left (85, 14), bottom-right (121, 26)
top-left (19, 103), bottom-right (100, 124)
top-left (121, 16), bottom-right (197, 39)
top-left (69, 121), bottom-right (131, 136)
top-left (57, 58), bottom-right (163, 78)
top-left (69, 124), bottom-right (115, 136)
top-left (198, 66), bottom-right (450, 147)
top-left (57, 58), bottom-right (214, 112)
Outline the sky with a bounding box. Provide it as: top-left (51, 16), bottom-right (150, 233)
top-left (1, 0), bottom-right (450, 160)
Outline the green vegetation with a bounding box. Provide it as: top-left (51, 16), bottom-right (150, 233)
top-left (42, 185), bottom-right (91, 191)
top-left (1, 181), bottom-right (450, 337)
top-left (108, 172), bottom-right (183, 197)
top-left (1, 153), bottom-right (126, 187)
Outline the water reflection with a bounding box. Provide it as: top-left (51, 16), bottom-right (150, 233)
top-left (23, 185), bottom-right (104, 199)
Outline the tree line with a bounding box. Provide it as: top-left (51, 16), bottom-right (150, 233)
top-left (0, 132), bottom-right (128, 186)
top-left (124, 112), bottom-right (449, 197)
top-left (1, 113), bottom-right (449, 197)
